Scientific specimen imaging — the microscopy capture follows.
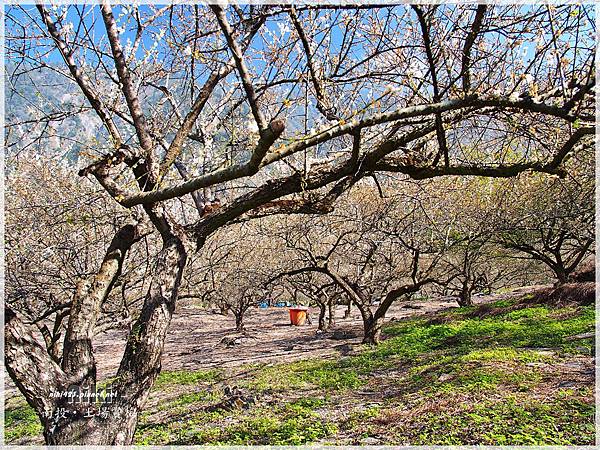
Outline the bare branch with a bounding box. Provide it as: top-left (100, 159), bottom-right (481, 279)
top-left (413, 5), bottom-right (449, 167)
top-left (210, 5), bottom-right (267, 131)
top-left (461, 5), bottom-right (487, 93)
top-left (159, 11), bottom-right (268, 179)
top-left (289, 7), bottom-right (338, 121)
top-left (36, 5), bottom-right (122, 146)
top-left (100, 1), bottom-right (157, 185)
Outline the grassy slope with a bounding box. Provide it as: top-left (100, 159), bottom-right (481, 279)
top-left (5, 297), bottom-right (595, 445)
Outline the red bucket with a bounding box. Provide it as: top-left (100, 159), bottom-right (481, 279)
top-left (289, 307), bottom-right (308, 326)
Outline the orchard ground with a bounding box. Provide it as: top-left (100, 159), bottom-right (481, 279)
top-left (5, 286), bottom-right (595, 445)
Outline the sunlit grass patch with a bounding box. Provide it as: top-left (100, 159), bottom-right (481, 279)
top-left (5, 403), bottom-right (43, 443)
top-left (247, 359), bottom-right (363, 392)
top-left (135, 395), bottom-right (336, 445)
top-left (155, 389), bottom-right (221, 412)
top-left (460, 347), bottom-right (552, 363)
top-left (373, 392), bottom-right (594, 445)
top-left (218, 400), bottom-right (337, 445)
top-left (382, 304), bottom-right (593, 354)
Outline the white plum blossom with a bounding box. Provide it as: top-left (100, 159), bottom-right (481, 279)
top-left (60, 22), bottom-right (73, 37)
top-left (246, 119), bottom-right (259, 134)
top-left (277, 22), bottom-right (292, 36)
top-left (407, 67), bottom-right (424, 79)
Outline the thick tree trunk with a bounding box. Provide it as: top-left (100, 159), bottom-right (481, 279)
top-left (354, 301), bottom-right (382, 345)
top-left (360, 282), bottom-right (428, 345)
top-left (317, 302), bottom-right (327, 331)
top-left (5, 226), bottom-right (187, 445)
top-left (4, 306), bottom-right (65, 427)
top-left (5, 217), bottom-right (157, 445)
top-left (553, 266), bottom-right (569, 285)
top-left (362, 315), bottom-right (385, 345)
top-left (105, 233), bottom-right (187, 445)
top-left (327, 299), bottom-right (335, 327)
top-left (457, 283), bottom-right (474, 307)
top-left (235, 313), bottom-right (244, 331)
top-left (5, 307), bottom-right (140, 445)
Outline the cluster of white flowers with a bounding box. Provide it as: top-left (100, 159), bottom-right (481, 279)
top-left (277, 22), bottom-right (292, 36)
top-left (384, 84), bottom-right (402, 94)
top-left (143, 28), bottom-right (166, 61)
top-left (246, 118), bottom-right (259, 134)
top-left (407, 67), bottom-right (424, 79)
top-left (124, 38), bottom-right (133, 57)
top-left (60, 21), bottom-right (73, 38)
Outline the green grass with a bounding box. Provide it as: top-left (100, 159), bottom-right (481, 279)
top-left (135, 396), bottom-right (336, 445)
top-left (382, 304), bottom-right (593, 355)
top-left (460, 347), bottom-right (551, 362)
top-left (155, 389), bottom-right (221, 412)
top-left (232, 302), bottom-right (593, 445)
top-left (4, 404), bottom-right (43, 442)
top-left (393, 394), bottom-right (594, 445)
top-left (218, 399), bottom-right (337, 445)
top-left (5, 300), bottom-right (595, 445)
top-left (247, 359), bottom-right (363, 392)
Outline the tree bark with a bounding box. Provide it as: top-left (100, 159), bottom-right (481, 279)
top-left (105, 233), bottom-right (187, 445)
top-left (362, 315), bottom-right (385, 345)
top-left (457, 282), bottom-right (474, 307)
top-left (32, 230), bottom-right (186, 445)
top-left (327, 298), bottom-right (335, 327)
top-left (235, 313), bottom-right (244, 331)
top-left (317, 302), bottom-right (327, 331)
top-left (4, 306), bottom-right (65, 429)
top-left (553, 266), bottom-right (569, 285)
top-left (5, 217), bottom-right (156, 445)
top-left (61, 222), bottom-right (146, 387)
top-left (362, 280), bottom-right (432, 344)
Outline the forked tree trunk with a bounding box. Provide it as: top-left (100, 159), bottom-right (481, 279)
top-left (6, 224), bottom-right (188, 445)
top-left (355, 302), bottom-right (383, 345)
top-left (51, 234), bottom-right (186, 445)
top-left (362, 315), bottom-right (385, 345)
top-left (358, 284), bottom-right (428, 345)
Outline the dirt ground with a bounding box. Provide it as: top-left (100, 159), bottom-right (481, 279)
top-left (93, 295), bottom-right (461, 380)
top-left (3, 288), bottom-right (539, 403)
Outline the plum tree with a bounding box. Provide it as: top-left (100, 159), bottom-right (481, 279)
top-left (4, 3), bottom-right (595, 444)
